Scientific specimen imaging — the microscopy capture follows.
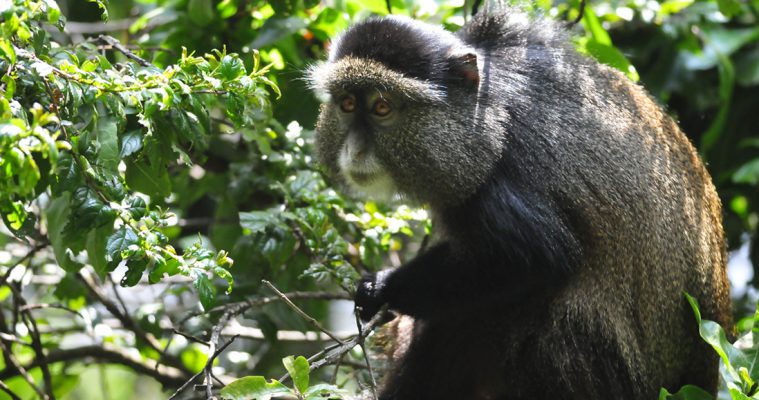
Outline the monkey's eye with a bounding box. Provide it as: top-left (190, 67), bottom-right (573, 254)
top-left (339, 95), bottom-right (356, 113)
top-left (373, 99), bottom-right (392, 117)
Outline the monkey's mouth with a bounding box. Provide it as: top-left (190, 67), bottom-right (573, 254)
top-left (348, 170), bottom-right (380, 184)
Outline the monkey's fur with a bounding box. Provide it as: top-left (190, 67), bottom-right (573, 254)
top-left (309, 8), bottom-right (731, 400)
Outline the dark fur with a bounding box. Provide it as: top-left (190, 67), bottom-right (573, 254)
top-left (314, 9), bottom-right (731, 400)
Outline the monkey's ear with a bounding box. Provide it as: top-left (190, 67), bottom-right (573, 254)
top-left (449, 51), bottom-right (479, 88)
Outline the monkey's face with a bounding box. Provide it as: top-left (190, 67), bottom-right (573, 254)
top-left (310, 57), bottom-right (503, 208)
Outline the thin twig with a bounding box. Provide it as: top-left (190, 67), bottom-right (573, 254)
top-left (0, 379), bottom-right (22, 400)
top-left (172, 329), bottom-right (211, 346)
top-left (0, 332), bottom-right (32, 346)
top-left (571, 0), bottom-right (587, 26)
top-left (21, 311), bottom-right (55, 400)
top-left (19, 303), bottom-right (82, 316)
top-left (354, 310), bottom-right (378, 399)
top-left (169, 335), bottom-right (238, 400)
top-left (109, 274), bottom-right (130, 315)
top-left (77, 270), bottom-right (189, 374)
top-left (308, 306), bottom-right (389, 372)
top-left (262, 280), bottom-right (345, 344)
top-left (4, 281), bottom-right (55, 399)
top-left (97, 35), bottom-right (151, 67)
top-left (0, 340), bottom-right (48, 400)
top-left (0, 241), bottom-right (48, 286)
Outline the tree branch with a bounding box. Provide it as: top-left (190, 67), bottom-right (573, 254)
top-left (76, 270), bottom-right (189, 374)
top-left (97, 35), bottom-right (151, 67)
top-left (0, 340), bottom-right (48, 399)
top-left (0, 344), bottom-right (189, 387)
top-left (0, 379), bottom-right (22, 400)
top-left (262, 280), bottom-right (345, 344)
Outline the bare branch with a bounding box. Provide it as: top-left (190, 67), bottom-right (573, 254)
top-left (169, 335), bottom-right (238, 400)
top-left (0, 344), bottom-right (189, 387)
top-left (97, 35), bottom-right (151, 67)
top-left (0, 241), bottom-right (48, 286)
top-left (77, 270), bottom-right (189, 374)
top-left (0, 379), bottom-right (22, 400)
top-left (354, 310), bottom-right (378, 399)
top-left (571, 0), bottom-right (587, 26)
top-left (308, 307), bottom-right (389, 373)
top-left (262, 280), bottom-right (345, 344)
top-left (0, 340), bottom-right (48, 399)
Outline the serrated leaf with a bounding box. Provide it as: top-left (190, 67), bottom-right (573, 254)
top-left (106, 226), bottom-right (139, 268)
top-left (121, 257), bottom-right (147, 286)
top-left (220, 376), bottom-right (291, 400)
top-left (68, 187), bottom-right (114, 230)
top-left (219, 55), bottom-right (246, 81)
top-left (239, 210), bottom-right (277, 234)
top-left (128, 196), bottom-right (147, 219)
top-left (149, 254), bottom-right (180, 283)
top-left (120, 130), bottom-right (143, 157)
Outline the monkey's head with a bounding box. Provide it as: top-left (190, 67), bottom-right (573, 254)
top-left (308, 16), bottom-right (504, 208)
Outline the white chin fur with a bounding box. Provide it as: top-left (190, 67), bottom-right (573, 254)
top-left (338, 148), bottom-right (398, 202)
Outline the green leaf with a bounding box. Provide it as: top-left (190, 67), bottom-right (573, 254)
top-left (217, 0), bottom-right (238, 18)
top-left (733, 159), bottom-right (759, 185)
top-left (68, 187), bottom-right (115, 230)
top-left (120, 130), bottom-right (143, 157)
top-left (576, 38), bottom-right (639, 81)
top-left (0, 38), bottom-right (16, 64)
top-left (87, 225), bottom-right (111, 277)
top-left (219, 55), bottom-right (246, 81)
top-left (220, 376), bottom-right (291, 400)
top-left (106, 226), bottom-right (139, 268)
top-left (282, 356), bottom-right (309, 394)
top-left (658, 385), bottom-right (714, 400)
top-left (262, 233), bottom-right (297, 268)
top-left (717, 0), bottom-right (742, 17)
top-left (122, 257), bottom-right (148, 286)
top-left (188, 0), bottom-right (214, 27)
top-left (54, 152), bottom-right (82, 193)
top-left (95, 116), bottom-right (119, 172)
top-left (193, 272), bottom-right (216, 310)
top-left (581, 6), bottom-right (611, 46)
top-left (45, 194), bottom-right (83, 272)
top-left (128, 196), bottom-right (147, 220)
top-left (125, 158), bottom-right (171, 198)
top-left (240, 210), bottom-right (278, 234)
top-left (700, 50), bottom-right (734, 154)
top-left (304, 383), bottom-right (345, 399)
top-left (684, 293), bottom-right (744, 381)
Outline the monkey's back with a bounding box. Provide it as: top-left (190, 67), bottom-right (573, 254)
top-left (458, 12), bottom-right (731, 398)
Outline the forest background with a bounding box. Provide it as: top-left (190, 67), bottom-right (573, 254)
top-left (0, 0), bottom-right (758, 399)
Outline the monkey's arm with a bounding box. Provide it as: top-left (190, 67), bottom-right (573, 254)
top-left (355, 241), bottom-right (549, 320)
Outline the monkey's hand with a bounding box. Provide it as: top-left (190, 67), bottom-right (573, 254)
top-left (355, 270), bottom-right (390, 321)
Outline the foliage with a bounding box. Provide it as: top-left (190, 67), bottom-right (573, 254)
top-left (661, 295), bottom-right (759, 400)
top-left (0, 0), bottom-right (757, 398)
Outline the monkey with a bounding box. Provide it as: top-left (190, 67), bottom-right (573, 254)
top-left (307, 6), bottom-right (731, 400)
